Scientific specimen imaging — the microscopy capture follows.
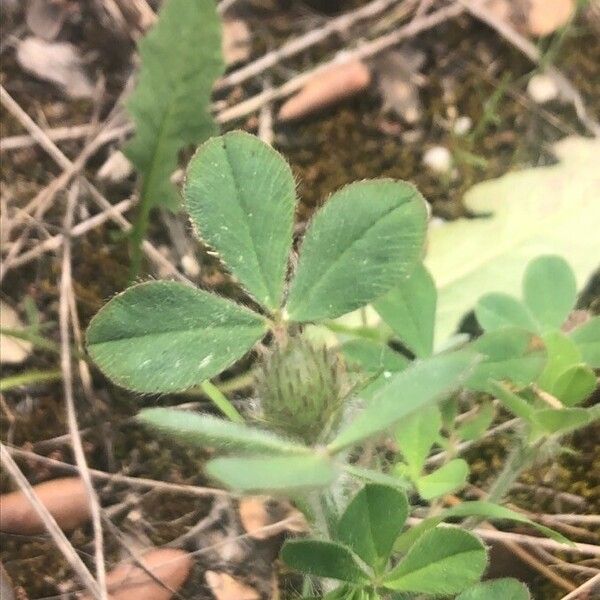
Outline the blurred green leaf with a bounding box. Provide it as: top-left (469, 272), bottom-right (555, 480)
top-left (570, 316), bottom-right (600, 368)
top-left (523, 256), bottom-right (576, 331)
top-left (374, 264), bottom-right (436, 357)
top-left (395, 406), bottom-right (442, 478)
top-left (341, 339), bottom-right (409, 374)
top-left (466, 329), bottom-right (546, 393)
top-left (426, 137), bottom-right (600, 343)
top-left (416, 459), bottom-right (469, 500)
top-left (475, 293), bottom-right (537, 332)
top-left (550, 364), bottom-right (597, 406)
top-left (206, 454), bottom-right (336, 492)
top-left (534, 408), bottom-right (595, 436)
top-left (489, 381), bottom-right (535, 422)
top-left (537, 332), bottom-right (581, 391)
top-left (457, 401), bottom-right (495, 442)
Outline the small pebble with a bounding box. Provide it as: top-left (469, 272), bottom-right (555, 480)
top-left (453, 115), bottom-right (472, 136)
top-left (527, 73), bottom-right (559, 104)
top-left (422, 146), bottom-right (452, 174)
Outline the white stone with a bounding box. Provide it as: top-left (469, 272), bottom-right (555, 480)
top-left (453, 115), bottom-right (472, 136)
top-left (423, 146), bottom-right (452, 173)
top-left (527, 73), bottom-right (559, 104)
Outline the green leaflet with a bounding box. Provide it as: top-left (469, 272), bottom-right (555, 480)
top-left (184, 132), bottom-right (296, 310)
top-left (328, 351), bottom-right (478, 453)
top-left (536, 331), bottom-right (581, 392)
top-left (86, 281), bottom-right (267, 392)
top-left (475, 293), bottom-right (537, 333)
top-left (374, 264), bottom-right (437, 358)
top-left (523, 256), bottom-right (576, 332)
top-left (395, 405), bottom-right (442, 478)
top-left (383, 528), bottom-right (487, 594)
top-left (138, 408), bottom-right (310, 455)
top-left (465, 328), bottom-right (546, 393)
top-left (281, 540), bottom-right (369, 584)
top-left (336, 484), bottom-right (409, 569)
top-left (206, 454), bottom-right (336, 492)
top-left (416, 459), bottom-right (469, 500)
top-left (551, 364), bottom-right (597, 406)
top-left (570, 316), bottom-right (600, 368)
top-left (286, 180), bottom-right (428, 322)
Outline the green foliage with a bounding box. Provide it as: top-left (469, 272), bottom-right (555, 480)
top-left (456, 578), bottom-right (531, 600)
top-left (281, 540), bottom-right (369, 584)
top-left (184, 132), bottom-right (296, 309)
top-left (383, 528), bottom-right (487, 595)
top-left (426, 136), bottom-right (600, 343)
top-left (327, 351), bottom-right (478, 453)
top-left (286, 180), bottom-right (428, 322)
top-left (125, 0), bottom-right (224, 271)
top-left (475, 293), bottom-right (538, 332)
top-left (465, 328), bottom-right (546, 393)
top-left (415, 459), bottom-right (469, 500)
top-left (283, 484), bottom-right (487, 598)
top-left (86, 281), bottom-right (267, 392)
top-left (522, 256), bottom-right (577, 332)
top-left (570, 316), bottom-right (600, 367)
top-left (395, 406), bottom-right (442, 479)
top-left (374, 264), bottom-right (436, 357)
top-left (336, 484), bottom-right (408, 571)
top-left (206, 454), bottom-right (336, 493)
top-left (138, 408), bottom-right (309, 455)
top-left (341, 339), bottom-right (409, 374)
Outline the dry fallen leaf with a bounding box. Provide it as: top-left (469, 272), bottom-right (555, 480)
top-left (278, 60), bottom-right (371, 122)
top-left (222, 19), bottom-right (251, 66)
top-left (374, 48), bottom-right (425, 124)
top-left (239, 496), bottom-right (308, 540)
top-left (205, 571), bottom-right (260, 600)
top-left (0, 301), bottom-right (32, 365)
top-left (82, 549), bottom-right (192, 600)
top-left (16, 36), bottom-right (94, 98)
top-left (0, 477), bottom-right (90, 534)
top-left (26, 0), bottom-right (70, 40)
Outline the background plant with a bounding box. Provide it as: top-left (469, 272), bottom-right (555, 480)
top-left (125, 0), bottom-right (224, 275)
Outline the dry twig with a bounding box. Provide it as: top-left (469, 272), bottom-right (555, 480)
top-left (59, 183), bottom-right (108, 599)
top-left (0, 443), bottom-right (102, 598)
top-left (215, 2), bottom-right (464, 124)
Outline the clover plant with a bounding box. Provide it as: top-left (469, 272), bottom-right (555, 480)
top-left (86, 131), bottom-right (599, 599)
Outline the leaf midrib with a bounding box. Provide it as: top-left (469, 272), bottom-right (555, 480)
top-left (89, 321), bottom-right (265, 345)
